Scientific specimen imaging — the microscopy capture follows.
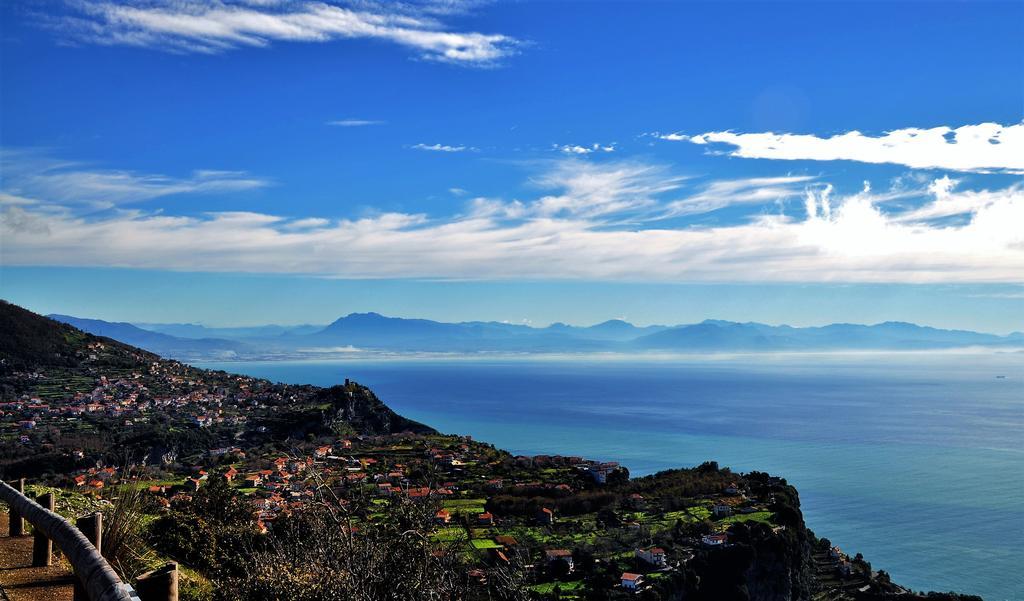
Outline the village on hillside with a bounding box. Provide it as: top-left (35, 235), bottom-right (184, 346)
top-left (0, 323), bottom-right (911, 600)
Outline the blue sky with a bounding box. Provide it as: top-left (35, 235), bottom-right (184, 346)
top-left (1, 1), bottom-right (1022, 332)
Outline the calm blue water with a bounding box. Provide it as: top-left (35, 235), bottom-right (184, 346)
top-left (199, 352), bottom-right (1024, 601)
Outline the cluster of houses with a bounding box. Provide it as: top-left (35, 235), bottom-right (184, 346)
top-left (47, 430), bottom-right (782, 597)
top-left (9, 415), bottom-right (787, 599)
top-left (1, 360), bottom-right (293, 453)
top-left (70, 465), bottom-right (118, 490)
top-left (539, 544), bottom-right (672, 593)
top-left (828, 545), bottom-right (857, 577)
top-left (0, 377), bottom-right (150, 430)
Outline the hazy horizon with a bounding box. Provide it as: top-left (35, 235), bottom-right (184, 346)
top-left (3, 271), bottom-right (1023, 335)
top-left (31, 303), bottom-right (1024, 338)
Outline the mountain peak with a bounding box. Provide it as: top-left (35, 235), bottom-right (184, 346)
top-left (590, 319), bottom-right (636, 330)
top-left (699, 319), bottom-right (742, 327)
top-left (327, 312), bottom-right (387, 326)
top-left (346, 311), bottom-right (385, 319)
top-left (876, 320), bottom-right (921, 329)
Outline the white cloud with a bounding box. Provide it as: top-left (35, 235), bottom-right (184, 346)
top-left (0, 193), bottom-right (39, 206)
top-left (0, 150), bottom-right (269, 209)
top-left (895, 177), bottom-right (1022, 223)
top-left (3, 159), bottom-right (1022, 284)
top-left (792, 182), bottom-right (1023, 278)
top-left (281, 217), bottom-right (331, 230)
top-left (52, 0), bottom-right (519, 66)
top-left (649, 132), bottom-right (688, 142)
top-left (327, 119), bottom-right (385, 127)
top-left (669, 122), bottom-right (1024, 173)
top-left (525, 159), bottom-right (689, 219)
top-left (554, 143), bottom-right (616, 155)
top-left (967, 291), bottom-right (1024, 299)
top-left (664, 175), bottom-right (814, 217)
top-left (411, 143), bottom-right (471, 152)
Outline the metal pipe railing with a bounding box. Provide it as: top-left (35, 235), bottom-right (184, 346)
top-left (0, 480), bottom-right (134, 601)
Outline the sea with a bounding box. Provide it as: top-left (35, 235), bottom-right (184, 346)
top-left (198, 351), bottom-right (1024, 601)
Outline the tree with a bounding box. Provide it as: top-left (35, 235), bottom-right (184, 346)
top-left (147, 477), bottom-right (260, 574)
top-left (220, 497), bottom-right (531, 601)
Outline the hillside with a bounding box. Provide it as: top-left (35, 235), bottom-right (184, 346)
top-left (0, 301), bottom-right (433, 477)
top-left (0, 300), bottom-right (158, 369)
top-left (48, 314), bottom-right (248, 359)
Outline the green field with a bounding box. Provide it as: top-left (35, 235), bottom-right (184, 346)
top-left (719, 511), bottom-right (774, 526)
top-left (432, 527), bottom-right (469, 542)
top-left (530, 580), bottom-right (584, 595)
top-left (442, 498), bottom-right (487, 515)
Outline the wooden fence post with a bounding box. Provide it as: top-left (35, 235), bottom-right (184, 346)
top-left (8, 478), bottom-right (25, 536)
top-left (135, 563), bottom-right (178, 601)
top-left (74, 512), bottom-right (103, 601)
top-left (32, 492), bottom-right (55, 567)
top-left (0, 480), bottom-right (133, 601)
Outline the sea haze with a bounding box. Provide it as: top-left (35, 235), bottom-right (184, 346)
top-left (49, 312), bottom-right (1024, 361)
top-left (199, 351), bottom-right (1024, 601)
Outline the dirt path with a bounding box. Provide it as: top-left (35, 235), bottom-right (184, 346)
top-left (0, 513), bottom-right (74, 601)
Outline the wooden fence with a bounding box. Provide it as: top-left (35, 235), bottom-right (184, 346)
top-left (1, 479), bottom-right (177, 601)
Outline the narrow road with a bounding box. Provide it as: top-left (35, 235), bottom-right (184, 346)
top-left (0, 513), bottom-right (74, 601)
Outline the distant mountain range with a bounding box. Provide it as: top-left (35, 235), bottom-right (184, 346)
top-left (48, 315), bottom-right (248, 359)
top-left (634, 319), bottom-right (1021, 350)
top-left (133, 322), bottom-right (324, 339)
top-left (47, 311), bottom-right (1023, 360)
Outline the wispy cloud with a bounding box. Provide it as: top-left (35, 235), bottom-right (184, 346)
top-left (486, 163), bottom-right (802, 221)
top-left (0, 149), bottom-right (269, 211)
top-left (665, 175), bottom-right (814, 217)
top-left (554, 143), bottom-right (616, 155)
top-left (524, 160), bottom-right (687, 219)
top-left (49, 0), bottom-right (520, 66)
top-left (893, 175), bottom-right (1023, 223)
top-left (647, 132), bottom-right (687, 142)
top-left (4, 157), bottom-right (1022, 283)
top-left (327, 119), bottom-right (385, 127)
top-left (0, 193), bottom-right (39, 206)
top-left (967, 291), bottom-right (1024, 299)
top-left (281, 217), bottom-right (331, 230)
top-left (411, 143), bottom-right (472, 152)
top-left (658, 122), bottom-right (1024, 173)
